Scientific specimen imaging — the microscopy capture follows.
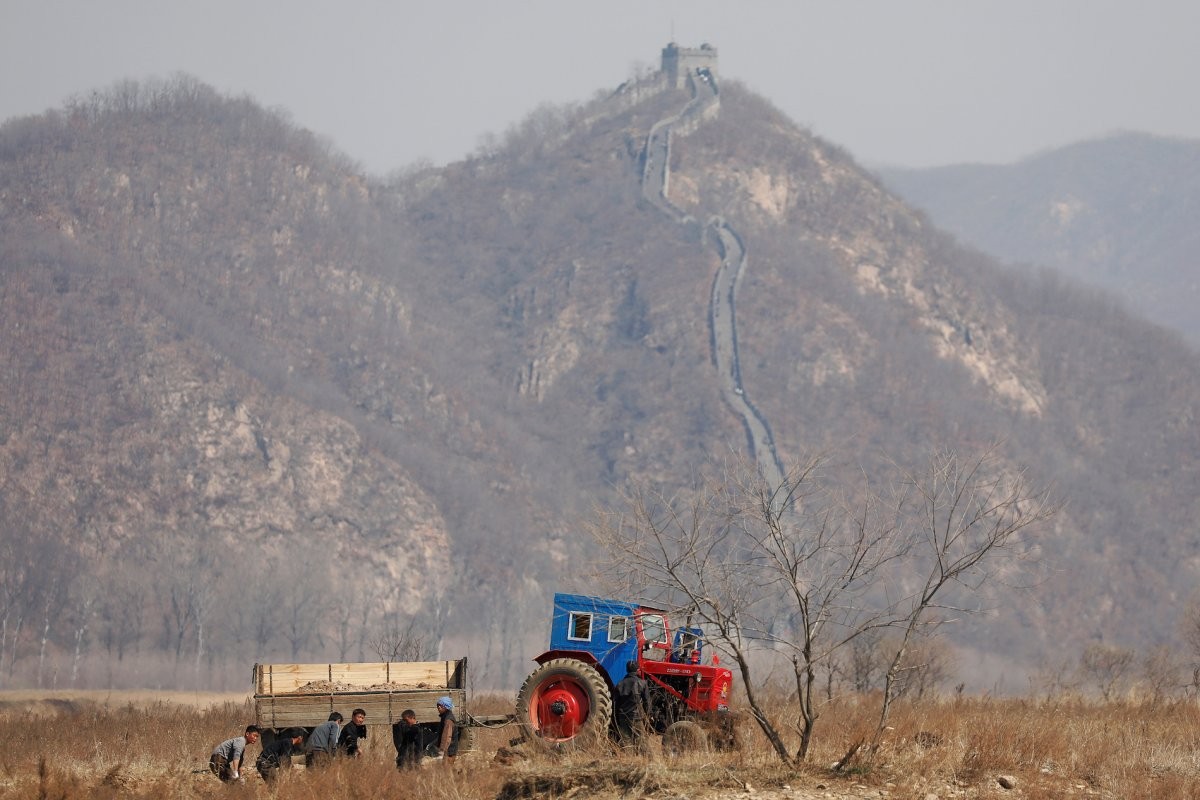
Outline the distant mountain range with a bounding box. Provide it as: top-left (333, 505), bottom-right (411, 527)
top-left (3, 71), bottom-right (1199, 692)
top-left (879, 133), bottom-right (1200, 347)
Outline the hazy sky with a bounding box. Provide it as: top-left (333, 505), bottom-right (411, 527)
top-left (4, 0), bottom-right (1198, 176)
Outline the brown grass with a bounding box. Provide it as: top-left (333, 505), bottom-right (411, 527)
top-left (1, 690), bottom-right (1198, 799)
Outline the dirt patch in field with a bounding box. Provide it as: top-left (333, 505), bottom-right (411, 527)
top-left (492, 763), bottom-right (911, 800)
top-left (0, 697), bottom-right (90, 716)
top-left (497, 764), bottom-right (667, 799)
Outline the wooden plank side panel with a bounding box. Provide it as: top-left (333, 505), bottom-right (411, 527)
top-left (255, 663), bottom-right (335, 694)
top-left (254, 689), bottom-right (466, 727)
top-left (384, 661), bottom-right (460, 687)
top-left (255, 661), bottom-right (463, 694)
top-left (255, 695), bottom-right (333, 729)
top-left (329, 662), bottom-right (390, 684)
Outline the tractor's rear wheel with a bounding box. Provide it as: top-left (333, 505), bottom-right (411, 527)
top-left (516, 658), bottom-right (612, 746)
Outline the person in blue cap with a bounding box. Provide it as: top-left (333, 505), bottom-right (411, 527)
top-left (435, 696), bottom-right (460, 764)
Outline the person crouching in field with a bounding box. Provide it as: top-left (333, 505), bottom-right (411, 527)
top-left (209, 724), bottom-right (260, 781)
top-left (393, 709), bottom-right (424, 769)
top-left (255, 728), bottom-right (305, 783)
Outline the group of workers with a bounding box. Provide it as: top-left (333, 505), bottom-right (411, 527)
top-left (208, 696), bottom-right (460, 783)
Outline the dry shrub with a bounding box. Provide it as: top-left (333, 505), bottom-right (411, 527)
top-left (708, 684), bottom-right (1200, 798)
top-left (279, 756), bottom-right (508, 800)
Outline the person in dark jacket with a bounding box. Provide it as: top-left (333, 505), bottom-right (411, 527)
top-left (338, 708), bottom-right (368, 758)
top-left (435, 696), bottom-right (461, 764)
top-left (392, 708), bottom-right (424, 769)
top-left (614, 660), bottom-right (651, 749)
top-left (256, 728), bottom-right (304, 783)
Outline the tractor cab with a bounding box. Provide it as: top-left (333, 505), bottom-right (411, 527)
top-left (540, 593), bottom-right (718, 678)
top-left (639, 614), bottom-right (707, 664)
top-left (635, 608), bottom-right (671, 662)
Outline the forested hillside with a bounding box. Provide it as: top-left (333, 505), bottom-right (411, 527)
top-left (3, 71), bottom-right (1200, 692)
top-left (879, 133), bottom-right (1200, 346)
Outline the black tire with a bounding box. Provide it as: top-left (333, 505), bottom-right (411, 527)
top-left (662, 719), bottom-right (709, 756)
top-left (516, 658), bottom-right (612, 746)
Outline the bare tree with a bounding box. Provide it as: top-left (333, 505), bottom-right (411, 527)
top-left (1178, 595), bottom-right (1200, 692)
top-left (588, 456), bottom-right (850, 761)
top-left (187, 549), bottom-right (222, 689)
top-left (881, 634), bottom-right (957, 701)
top-left (0, 493), bottom-right (63, 685)
top-left (368, 616), bottom-right (433, 662)
top-left (0, 523), bottom-right (35, 686)
top-left (139, 530), bottom-right (229, 687)
top-left (1078, 642), bottom-right (1136, 701)
top-left (589, 447), bottom-right (1054, 764)
top-left (871, 449), bottom-right (1056, 750)
top-left (1139, 644), bottom-right (1181, 706)
top-left (333, 582), bottom-right (377, 662)
top-left (157, 575), bottom-right (193, 665)
top-left (67, 574), bottom-right (101, 687)
top-left (34, 532), bottom-right (78, 689)
top-left (1031, 652), bottom-right (1079, 698)
top-left (35, 571), bottom-right (64, 689)
top-left (235, 562), bottom-right (287, 659)
top-left (276, 551), bottom-right (333, 660)
top-left (99, 565), bottom-right (147, 663)
top-left (846, 628), bottom-right (885, 693)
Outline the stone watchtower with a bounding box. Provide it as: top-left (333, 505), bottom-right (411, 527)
top-left (661, 42), bottom-right (718, 89)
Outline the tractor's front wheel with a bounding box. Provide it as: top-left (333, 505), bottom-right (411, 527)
top-left (662, 719), bottom-right (709, 755)
top-left (516, 658), bottom-right (612, 746)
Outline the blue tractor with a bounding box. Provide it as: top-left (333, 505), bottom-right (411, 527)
top-left (516, 593), bottom-right (733, 746)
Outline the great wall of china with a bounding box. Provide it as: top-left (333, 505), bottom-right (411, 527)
top-left (639, 43), bottom-right (786, 488)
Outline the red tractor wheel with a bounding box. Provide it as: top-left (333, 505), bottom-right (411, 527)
top-left (516, 658), bottom-right (612, 745)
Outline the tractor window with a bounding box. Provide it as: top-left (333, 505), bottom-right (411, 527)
top-left (673, 629), bottom-right (701, 662)
top-left (608, 616), bottom-right (629, 643)
top-left (639, 614), bottom-right (667, 644)
top-left (567, 612), bottom-right (592, 641)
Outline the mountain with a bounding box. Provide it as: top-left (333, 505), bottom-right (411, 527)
top-left (2, 69), bottom-right (1199, 692)
top-left (877, 133), bottom-right (1200, 347)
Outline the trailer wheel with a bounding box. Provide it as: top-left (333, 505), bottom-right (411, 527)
top-left (258, 728), bottom-right (279, 749)
top-left (516, 658), bottom-right (612, 746)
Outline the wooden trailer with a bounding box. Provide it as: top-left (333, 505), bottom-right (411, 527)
top-left (253, 659), bottom-right (469, 744)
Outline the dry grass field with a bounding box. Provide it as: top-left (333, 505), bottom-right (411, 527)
top-left (2, 690), bottom-right (1199, 799)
